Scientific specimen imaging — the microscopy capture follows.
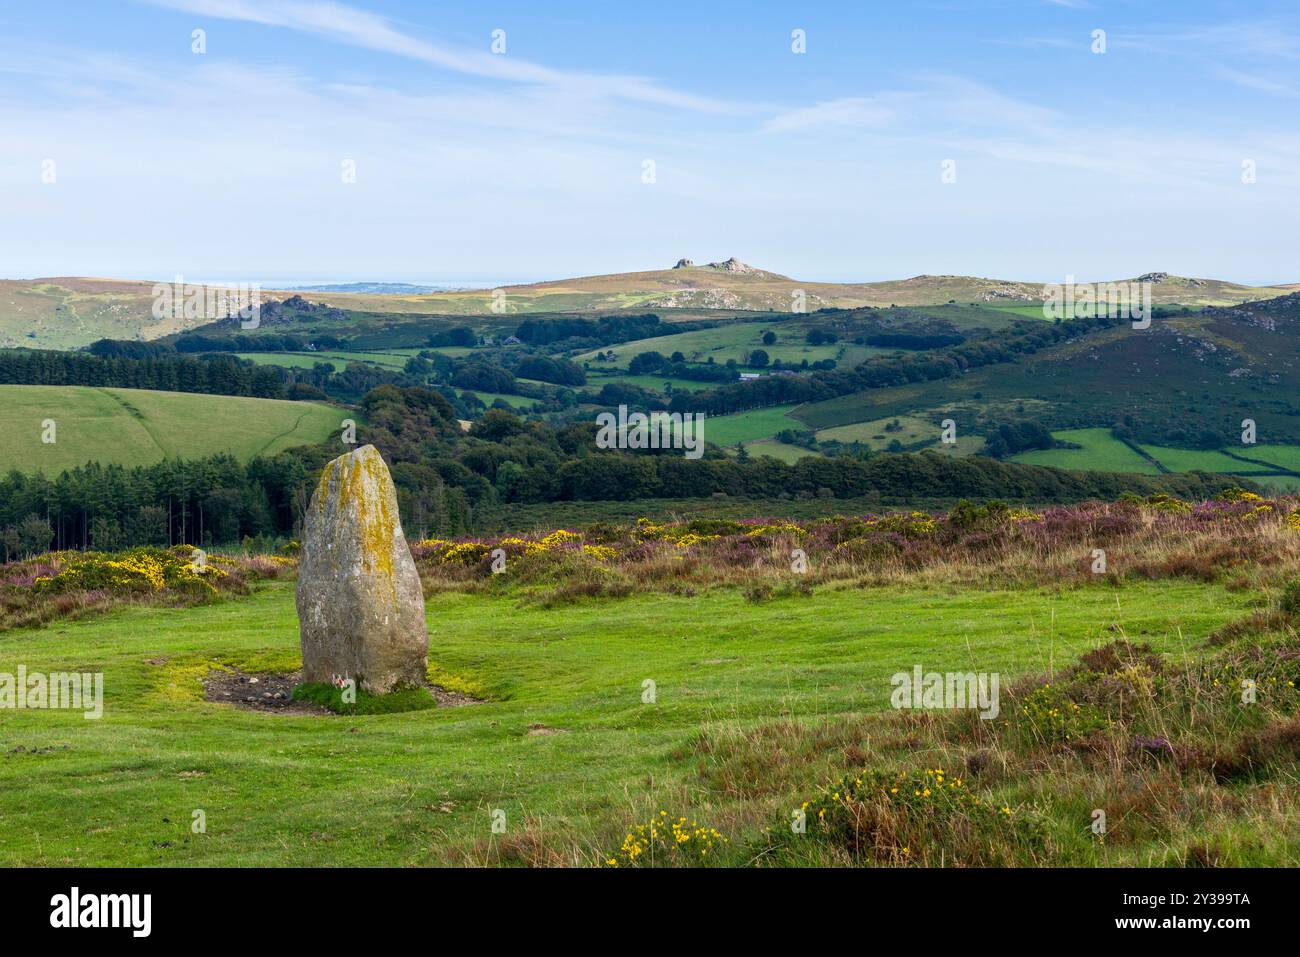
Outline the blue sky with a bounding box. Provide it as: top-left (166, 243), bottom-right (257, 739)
top-left (2, 0), bottom-right (1298, 284)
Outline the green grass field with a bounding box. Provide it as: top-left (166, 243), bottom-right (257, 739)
top-left (1009, 428), bottom-right (1300, 486)
top-left (704, 405), bottom-right (804, 447)
top-left (584, 372), bottom-right (713, 393)
top-left (1139, 445), bottom-right (1257, 473)
top-left (0, 385), bottom-right (341, 474)
top-left (0, 576), bottom-right (1252, 866)
top-left (1238, 445), bottom-right (1300, 471)
top-left (815, 414), bottom-right (945, 449)
top-left (463, 391), bottom-right (538, 411)
top-left (596, 405), bottom-right (804, 451)
top-left (1011, 429), bottom-right (1160, 474)
top-left (235, 350), bottom-right (413, 371)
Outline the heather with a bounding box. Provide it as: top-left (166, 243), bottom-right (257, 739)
top-left (411, 490), bottom-right (1300, 599)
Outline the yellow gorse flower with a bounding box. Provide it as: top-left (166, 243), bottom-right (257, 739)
top-left (600, 811), bottom-right (727, 867)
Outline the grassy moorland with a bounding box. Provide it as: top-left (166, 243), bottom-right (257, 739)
top-left (0, 385), bottom-right (342, 474)
top-left (1, 493), bottom-right (1299, 866)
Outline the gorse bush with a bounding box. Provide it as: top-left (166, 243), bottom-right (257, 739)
top-left (600, 812), bottom-right (727, 867)
top-left (774, 767), bottom-right (1032, 867)
top-left (0, 546), bottom-right (269, 632)
top-left (1010, 682), bottom-right (1111, 746)
top-left (34, 547), bottom-right (223, 597)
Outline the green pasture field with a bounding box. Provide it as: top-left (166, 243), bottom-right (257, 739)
top-left (0, 385), bottom-right (341, 475)
top-left (234, 350), bottom-right (410, 371)
top-left (1139, 445), bottom-right (1260, 473)
top-left (1010, 429), bottom-right (1300, 485)
top-left (1229, 445), bottom-right (1300, 472)
top-left (461, 391), bottom-right (538, 411)
top-left (815, 414), bottom-right (946, 449)
top-left (575, 324), bottom-right (869, 368)
top-left (702, 405), bottom-right (804, 447)
top-left (1011, 429), bottom-right (1159, 474)
top-left (1246, 474), bottom-right (1300, 493)
top-left (584, 372), bottom-right (713, 393)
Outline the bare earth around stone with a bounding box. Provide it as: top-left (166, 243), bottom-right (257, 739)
top-left (201, 668), bottom-right (479, 714)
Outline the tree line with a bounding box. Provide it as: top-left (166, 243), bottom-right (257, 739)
top-left (0, 347), bottom-right (422, 404)
top-left (0, 385), bottom-right (1244, 558)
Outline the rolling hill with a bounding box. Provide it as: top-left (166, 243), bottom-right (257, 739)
top-left (0, 385), bottom-right (342, 475)
top-left (2, 264), bottom-right (1293, 350)
top-left (340, 263), bottom-right (1292, 317)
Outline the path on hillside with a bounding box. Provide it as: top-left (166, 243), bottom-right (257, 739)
top-left (96, 387), bottom-right (169, 459)
top-left (255, 405), bottom-right (323, 456)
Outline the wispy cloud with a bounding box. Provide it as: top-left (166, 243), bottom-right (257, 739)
top-left (764, 77), bottom-right (1059, 136)
top-left (139, 0), bottom-right (751, 113)
top-left (1119, 20), bottom-right (1300, 59)
top-left (1214, 65), bottom-right (1297, 96)
top-left (763, 97), bottom-right (897, 133)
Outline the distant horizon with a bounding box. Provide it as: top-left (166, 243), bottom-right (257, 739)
top-left (1, 263), bottom-right (1297, 290)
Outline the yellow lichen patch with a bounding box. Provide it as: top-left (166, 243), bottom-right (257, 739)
top-left (426, 662), bottom-right (493, 700)
top-left (145, 657), bottom-right (229, 706)
top-left (315, 458), bottom-right (336, 515)
top-left (356, 449), bottom-right (397, 584)
top-left (316, 447), bottom-right (400, 587)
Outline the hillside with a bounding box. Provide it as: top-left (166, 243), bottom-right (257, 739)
top-left (0, 385), bottom-right (341, 475)
top-left (0, 277), bottom-right (181, 351)
top-left (773, 291), bottom-right (1300, 488)
top-left (311, 264), bottom-right (1292, 317)
top-left (3, 265), bottom-right (1292, 350)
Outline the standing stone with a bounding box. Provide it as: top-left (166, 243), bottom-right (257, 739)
top-left (296, 444), bottom-right (428, 694)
